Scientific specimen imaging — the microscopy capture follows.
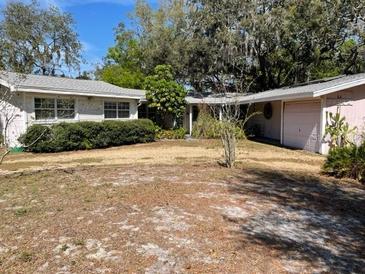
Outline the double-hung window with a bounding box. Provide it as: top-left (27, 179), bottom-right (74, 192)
top-left (104, 101), bottom-right (130, 119)
top-left (34, 98), bottom-right (75, 120)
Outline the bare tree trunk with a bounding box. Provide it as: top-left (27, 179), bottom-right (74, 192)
top-left (220, 124), bottom-right (236, 168)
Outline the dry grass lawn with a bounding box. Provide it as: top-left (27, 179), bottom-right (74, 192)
top-left (0, 140), bottom-right (364, 273)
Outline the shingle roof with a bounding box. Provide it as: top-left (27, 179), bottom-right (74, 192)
top-left (0, 71), bottom-right (146, 100)
top-left (186, 73), bottom-right (365, 104)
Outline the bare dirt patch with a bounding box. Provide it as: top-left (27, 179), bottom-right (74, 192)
top-left (0, 140), bottom-right (363, 273)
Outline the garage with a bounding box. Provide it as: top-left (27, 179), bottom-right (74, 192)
top-left (283, 100), bottom-right (321, 153)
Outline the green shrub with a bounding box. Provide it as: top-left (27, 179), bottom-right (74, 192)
top-left (156, 128), bottom-right (186, 139)
top-left (192, 111), bottom-right (245, 139)
top-left (18, 124), bottom-right (54, 153)
top-left (323, 142), bottom-right (365, 182)
top-left (19, 119), bottom-right (155, 153)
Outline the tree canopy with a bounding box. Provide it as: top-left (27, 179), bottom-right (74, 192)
top-left (187, 0), bottom-right (365, 92)
top-left (0, 0), bottom-right (82, 76)
top-left (96, 22), bottom-right (146, 89)
top-left (98, 0), bottom-right (189, 88)
top-left (100, 0), bottom-right (365, 94)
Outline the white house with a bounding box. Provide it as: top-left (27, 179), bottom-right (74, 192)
top-left (1, 71), bottom-right (365, 154)
top-left (0, 71), bottom-right (146, 147)
top-left (184, 73), bottom-right (365, 154)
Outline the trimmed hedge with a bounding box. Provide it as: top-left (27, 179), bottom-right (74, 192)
top-left (19, 119), bottom-right (155, 153)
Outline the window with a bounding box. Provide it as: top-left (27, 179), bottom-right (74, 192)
top-left (35, 98), bottom-right (55, 120)
top-left (104, 101), bottom-right (130, 119)
top-left (57, 99), bottom-right (75, 119)
top-left (104, 102), bottom-right (117, 118)
top-left (118, 102), bottom-right (130, 118)
top-left (34, 98), bottom-right (75, 120)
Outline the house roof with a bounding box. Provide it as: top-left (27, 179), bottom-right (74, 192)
top-left (186, 73), bottom-right (365, 105)
top-left (0, 71), bottom-right (146, 100)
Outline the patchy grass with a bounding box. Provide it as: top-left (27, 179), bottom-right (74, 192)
top-left (0, 139), bottom-right (324, 175)
top-left (19, 251), bottom-right (33, 263)
top-left (0, 140), bottom-right (363, 273)
top-left (14, 207), bottom-right (29, 217)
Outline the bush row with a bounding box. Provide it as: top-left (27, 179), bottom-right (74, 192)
top-left (19, 119), bottom-right (155, 153)
top-left (323, 142), bottom-right (365, 183)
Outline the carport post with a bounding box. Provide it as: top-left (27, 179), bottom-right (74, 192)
top-left (280, 100), bottom-right (284, 144)
top-left (219, 106), bottom-right (223, 121)
top-left (189, 104), bottom-right (193, 136)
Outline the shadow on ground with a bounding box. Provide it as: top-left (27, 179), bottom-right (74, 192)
top-left (226, 168), bottom-right (365, 273)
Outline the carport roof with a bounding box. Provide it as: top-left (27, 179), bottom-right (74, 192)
top-left (186, 73), bottom-right (365, 105)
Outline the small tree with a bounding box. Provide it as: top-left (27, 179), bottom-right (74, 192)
top-left (144, 65), bottom-right (186, 128)
top-left (215, 102), bottom-right (258, 168)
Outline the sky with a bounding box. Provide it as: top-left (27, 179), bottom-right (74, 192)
top-left (0, 0), bottom-right (158, 76)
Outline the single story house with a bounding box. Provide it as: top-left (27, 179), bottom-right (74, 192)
top-left (0, 71), bottom-right (146, 147)
top-left (184, 73), bottom-right (365, 154)
top-left (1, 71), bottom-right (365, 154)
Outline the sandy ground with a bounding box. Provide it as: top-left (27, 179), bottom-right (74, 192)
top-left (0, 140), bottom-right (364, 273)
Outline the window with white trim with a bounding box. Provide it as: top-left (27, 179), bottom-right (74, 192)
top-left (104, 101), bottom-right (130, 119)
top-left (34, 98), bottom-right (75, 120)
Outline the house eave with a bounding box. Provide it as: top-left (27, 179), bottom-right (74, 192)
top-left (313, 78), bottom-right (365, 97)
top-left (15, 87), bottom-right (144, 100)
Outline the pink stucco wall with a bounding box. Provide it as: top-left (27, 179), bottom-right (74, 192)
top-left (324, 84), bottom-right (365, 151)
top-left (247, 100), bottom-right (281, 140)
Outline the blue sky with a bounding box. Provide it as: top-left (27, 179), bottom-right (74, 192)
top-left (0, 0), bottom-right (157, 75)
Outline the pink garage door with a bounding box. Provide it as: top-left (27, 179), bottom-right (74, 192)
top-left (283, 100), bottom-right (321, 153)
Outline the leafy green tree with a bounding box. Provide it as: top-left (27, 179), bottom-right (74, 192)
top-left (97, 23), bottom-right (146, 89)
top-left (144, 65), bottom-right (186, 128)
top-left (0, 0), bottom-right (82, 76)
top-left (99, 0), bottom-right (190, 86)
top-left (132, 0), bottom-right (190, 79)
top-left (98, 65), bottom-right (145, 89)
top-left (105, 22), bottom-right (144, 70)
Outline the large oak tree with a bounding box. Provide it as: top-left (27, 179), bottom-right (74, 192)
top-left (0, 0), bottom-right (82, 76)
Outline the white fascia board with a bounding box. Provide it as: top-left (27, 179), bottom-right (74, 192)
top-left (313, 78), bottom-right (365, 97)
top-left (185, 98), bottom-right (229, 105)
top-left (237, 92), bottom-right (314, 104)
top-left (186, 92), bottom-right (315, 105)
top-left (16, 88), bottom-right (143, 100)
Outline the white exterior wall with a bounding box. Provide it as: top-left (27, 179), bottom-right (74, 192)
top-left (77, 96), bottom-right (139, 121)
top-left (247, 100), bottom-right (281, 140)
top-left (24, 93), bottom-right (139, 124)
top-left (0, 92), bottom-right (26, 147)
top-left (321, 85), bottom-right (365, 154)
top-left (4, 92), bottom-right (140, 147)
